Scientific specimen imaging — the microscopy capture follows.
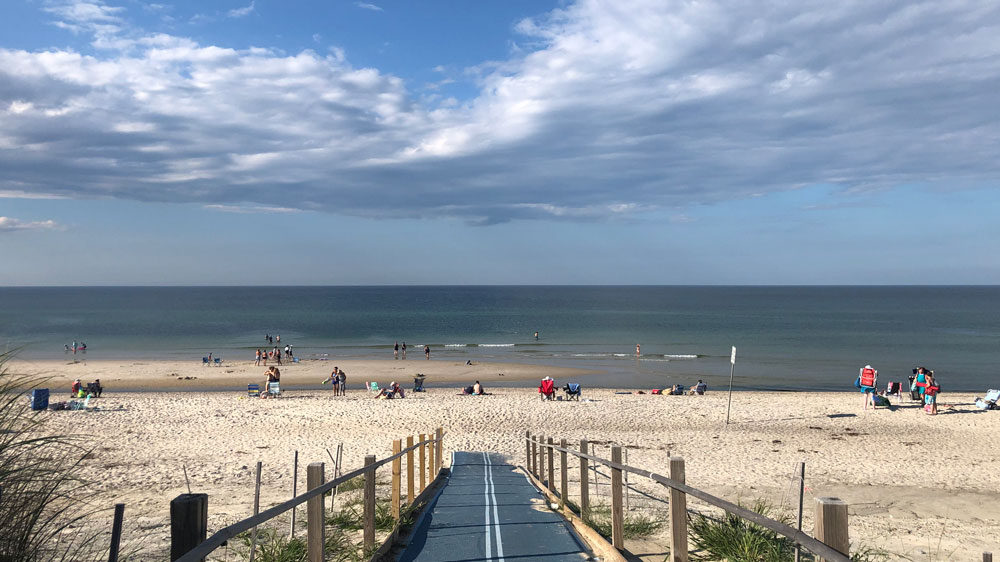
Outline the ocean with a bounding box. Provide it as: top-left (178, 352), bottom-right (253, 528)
top-left (1, 286), bottom-right (997, 392)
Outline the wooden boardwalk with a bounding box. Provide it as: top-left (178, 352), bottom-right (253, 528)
top-left (399, 451), bottom-right (593, 562)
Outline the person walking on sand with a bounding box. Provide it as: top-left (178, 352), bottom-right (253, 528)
top-left (858, 364), bottom-right (877, 410)
top-left (424, 345), bottom-right (430, 360)
top-left (924, 372), bottom-right (940, 415)
top-left (394, 341), bottom-right (399, 359)
top-left (326, 367), bottom-right (340, 394)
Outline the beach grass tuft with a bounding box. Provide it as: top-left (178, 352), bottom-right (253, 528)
top-left (582, 503), bottom-right (663, 540)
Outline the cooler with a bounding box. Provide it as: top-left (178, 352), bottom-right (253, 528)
top-left (30, 388), bottom-right (50, 411)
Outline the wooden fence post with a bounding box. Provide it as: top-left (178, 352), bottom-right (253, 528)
top-left (436, 427), bottom-right (443, 472)
top-left (524, 431), bottom-right (531, 472)
top-left (170, 493), bottom-right (208, 562)
top-left (428, 435), bottom-right (435, 483)
top-left (108, 503), bottom-right (125, 562)
top-left (407, 435), bottom-right (415, 505)
top-left (290, 451), bottom-right (299, 539)
top-left (559, 438), bottom-right (568, 510)
top-left (669, 457), bottom-right (688, 562)
top-left (814, 497), bottom-right (849, 562)
top-left (419, 434), bottom-right (426, 492)
top-left (532, 436), bottom-right (539, 478)
top-left (249, 461), bottom-right (263, 562)
top-left (579, 439), bottom-right (590, 519)
top-left (363, 455), bottom-right (377, 551)
top-left (983, 553), bottom-right (992, 562)
top-left (610, 446), bottom-right (624, 550)
top-left (547, 437), bottom-right (555, 493)
top-left (306, 463), bottom-right (325, 562)
top-left (392, 439), bottom-right (402, 520)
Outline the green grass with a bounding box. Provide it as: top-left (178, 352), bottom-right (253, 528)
top-left (688, 499), bottom-right (796, 562)
top-left (581, 504), bottom-right (663, 540)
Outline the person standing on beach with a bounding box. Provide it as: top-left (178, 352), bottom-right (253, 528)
top-left (424, 345), bottom-right (430, 360)
top-left (402, 342), bottom-right (407, 359)
top-left (394, 341), bottom-right (399, 359)
top-left (858, 365), bottom-right (877, 410)
top-left (337, 368), bottom-right (347, 396)
top-left (924, 372), bottom-right (939, 415)
top-left (327, 367), bottom-right (340, 394)
top-left (254, 349), bottom-right (262, 366)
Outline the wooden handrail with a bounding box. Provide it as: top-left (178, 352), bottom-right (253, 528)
top-left (176, 435), bottom-right (442, 562)
top-left (530, 437), bottom-right (850, 562)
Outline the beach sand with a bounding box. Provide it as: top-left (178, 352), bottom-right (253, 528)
top-left (10, 359), bottom-right (1000, 559)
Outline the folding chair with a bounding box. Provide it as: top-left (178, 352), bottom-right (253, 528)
top-left (267, 382), bottom-right (281, 397)
top-left (247, 383), bottom-right (261, 398)
top-left (367, 381), bottom-right (380, 394)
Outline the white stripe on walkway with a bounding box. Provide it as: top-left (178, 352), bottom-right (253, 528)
top-left (486, 453), bottom-right (506, 562)
top-left (483, 452), bottom-right (493, 561)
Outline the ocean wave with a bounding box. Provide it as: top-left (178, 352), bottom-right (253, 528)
top-left (663, 354), bottom-right (699, 359)
top-left (478, 343), bottom-right (515, 347)
top-left (612, 353), bottom-right (630, 357)
top-left (444, 344), bottom-right (468, 347)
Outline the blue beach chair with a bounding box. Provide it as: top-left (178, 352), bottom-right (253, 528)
top-left (248, 384), bottom-right (261, 398)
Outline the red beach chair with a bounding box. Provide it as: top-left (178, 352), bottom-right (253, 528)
top-left (538, 377), bottom-right (556, 401)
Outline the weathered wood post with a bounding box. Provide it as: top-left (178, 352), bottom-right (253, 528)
top-left (983, 552), bottom-right (993, 562)
top-left (290, 451), bottom-right (299, 539)
top-left (547, 437), bottom-right (555, 493)
top-left (427, 434), bottom-right (435, 483)
top-left (525, 431), bottom-right (531, 473)
top-left (306, 463), bottom-right (325, 562)
top-left (579, 439), bottom-right (590, 518)
top-left (794, 461), bottom-right (805, 562)
top-left (407, 435), bottom-right (415, 505)
top-left (610, 446), bottom-right (624, 550)
top-left (250, 461), bottom-right (263, 562)
top-left (814, 497), bottom-right (849, 562)
top-left (108, 503), bottom-right (125, 562)
top-left (435, 427), bottom-right (443, 472)
top-left (532, 436), bottom-right (539, 478)
top-left (559, 438), bottom-right (568, 510)
top-left (669, 457), bottom-right (688, 562)
top-left (392, 439), bottom-right (402, 520)
top-left (419, 433), bottom-right (427, 492)
top-left (170, 493), bottom-right (208, 562)
top-left (363, 455), bottom-right (377, 551)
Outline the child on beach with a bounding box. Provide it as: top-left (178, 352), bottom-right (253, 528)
top-left (325, 368), bottom-right (340, 394)
top-left (337, 368), bottom-right (346, 396)
top-left (924, 373), bottom-right (939, 415)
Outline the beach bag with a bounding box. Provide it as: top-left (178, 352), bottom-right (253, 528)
top-left (650, 389), bottom-right (662, 395)
top-left (854, 377), bottom-right (862, 389)
top-left (873, 395), bottom-right (890, 407)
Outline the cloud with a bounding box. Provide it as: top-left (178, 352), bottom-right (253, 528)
top-left (0, 217), bottom-right (61, 232)
top-left (203, 204), bottom-right (301, 214)
top-left (354, 2), bottom-right (383, 12)
top-left (226, 1), bottom-right (255, 18)
top-left (3, 0), bottom-right (1000, 224)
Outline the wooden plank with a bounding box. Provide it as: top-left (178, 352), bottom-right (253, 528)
top-left (579, 440), bottom-right (590, 519)
top-left (392, 439), bottom-right (402, 520)
top-left (407, 436), bottom-right (415, 505)
top-left (170, 493), bottom-right (207, 562)
top-left (306, 463), bottom-right (325, 562)
top-left (289, 451), bottom-right (298, 539)
top-left (814, 497), bottom-right (849, 562)
top-left (669, 457), bottom-right (688, 562)
top-left (419, 433), bottom-right (427, 492)
top-left (534, 436), bottom-right (541, 480)
top-left (249, 461), bottom-right (262, 562)
top-left (984, 553), bottom-right (993, 562)
top-left (428, 435), bottom-right (435, 483)
top-left (525, 431), bottom-right (531, 474)
top-left (559, 438), bottom-right (568, 510)
top-left (610, 446), bottom-right (624, 550)
top-left (363, 455), bottom-right (377, 550)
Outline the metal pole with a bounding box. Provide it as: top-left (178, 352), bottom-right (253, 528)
top-left (108, 503), bottom-right (125, 562)
top-left (290, 451), bottom-right (298, 539)
top-left (795, 462), bottom-right (805, 562)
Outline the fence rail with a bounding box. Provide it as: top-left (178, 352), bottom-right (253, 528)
top-left (173, 428), bottom-right (445, 562)
top-left (526, 431), bottom-right (851, 562)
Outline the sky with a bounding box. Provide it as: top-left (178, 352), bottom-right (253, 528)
top-left (1, 0), bottom-right (999, 285)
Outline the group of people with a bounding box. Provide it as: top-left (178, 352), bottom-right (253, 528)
top-left (460, 381), bottom-right (486, 395)
top-left (70, 378), bottom-right (102, 398)
top-left (392, 341), bottom-right (432, 360)
top-left (323, 367), bottom-right (347, 396)
top-left (858, 365), bottom-right (940, 414)
top-left (255, 345), bottom-right (293, 366)
top-left (375, 381), bottom-right (405, 399)
top-left (64, 341), bottom-right (87, 354)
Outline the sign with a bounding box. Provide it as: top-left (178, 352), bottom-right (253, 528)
top-left (730, 346), bottom-right (737, 365)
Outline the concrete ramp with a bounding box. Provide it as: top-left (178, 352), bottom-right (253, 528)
top-left (399, 451), bottom-right (593, 562)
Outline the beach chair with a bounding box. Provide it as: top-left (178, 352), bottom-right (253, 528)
top-left (368, 382), bottom-right (380, 394)
top-left (563, 383), bottom-right (582, 401)
top-left (202, 357), bottom-right (211, 366)
top-left (247, 383), bottom-right (261, 398)
top-left (213, 357), bottom-right (222, 367)
top-left (886, 381), bottom-right (903, 399)
top-left (413, 375), bottom-right (426, 392)
top-left (267, 382), bottom-right (281, 397)
top-left (539, 378), bottom-right (556, 401)
top-left (975, 389), bottom-right (999, 410)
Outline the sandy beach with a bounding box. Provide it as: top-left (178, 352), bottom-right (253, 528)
top-left (10, 359), bottom-right (1000, 559)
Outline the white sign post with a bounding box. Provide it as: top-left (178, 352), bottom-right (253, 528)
top-left (726, 346), bottom-right (736, 425)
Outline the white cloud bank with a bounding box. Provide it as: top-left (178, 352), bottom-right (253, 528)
top-left (0, 217), bottom-right (60, 232)
top-left (1, 0), bottom-right (999, 223)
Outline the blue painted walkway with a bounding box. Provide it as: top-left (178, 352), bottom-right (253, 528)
top-left (399, 451), bottom-right (593, 562)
